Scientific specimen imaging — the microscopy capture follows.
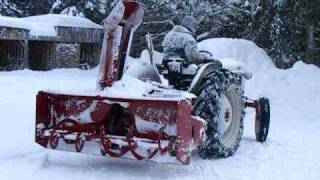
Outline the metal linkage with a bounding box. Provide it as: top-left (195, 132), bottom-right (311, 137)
top-left (245, 98), bottom-right (258, 108)
top-left (244, 97), bottom-right (260, 120)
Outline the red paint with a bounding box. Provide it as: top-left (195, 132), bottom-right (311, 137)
top-left (98, 0), bottom-right (144, 88)
top-left (35, 92), bottom-right (206, 164)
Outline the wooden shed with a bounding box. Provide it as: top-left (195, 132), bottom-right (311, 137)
top-left (0, 15), bottom-right (104, 71)
top-left (24, 14), bottom-right (104, 70)
top-left (0, 17), bottom-right (29, 71)
top-left (55, 26), bottom-right (102, 69)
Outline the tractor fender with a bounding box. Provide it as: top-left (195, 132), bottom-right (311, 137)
top-left (188, 59), bottom-right (252, 94)
top-left (188, 63), bottom-right (219, 94)
top-left (220, 58), bottom-right (252, 80)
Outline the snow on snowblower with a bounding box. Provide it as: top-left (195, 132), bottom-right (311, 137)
top-left (35, 0), bottom-right (270, 165)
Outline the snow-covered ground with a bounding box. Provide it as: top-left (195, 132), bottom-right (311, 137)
top-left (0, 38), bottom-right (319, 180)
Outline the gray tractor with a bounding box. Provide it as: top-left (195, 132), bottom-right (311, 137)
top-left (128, 34), bottom-right (271, 159)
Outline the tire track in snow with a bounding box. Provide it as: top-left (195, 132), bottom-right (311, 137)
top-left (189, 158), bottom-right (211, 178)
top-left (0, 149), bottom-right (43, 162)
top-left (255, 140), bottom-right (276, 180)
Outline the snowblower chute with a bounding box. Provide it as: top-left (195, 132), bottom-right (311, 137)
top-left (97, 0), bottom-right (144, 88)
top-left (35, 0), bottom-right (206, 165)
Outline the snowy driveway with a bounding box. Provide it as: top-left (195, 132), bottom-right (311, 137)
top-left (0, 39), bottom-right (319, 180)
top-left (0, 66), bottom-right (319, 180)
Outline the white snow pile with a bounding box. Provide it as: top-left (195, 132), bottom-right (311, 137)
top-left (102, 74), bottom-right (158, 98)
top-left (200, 38), bottom-right (278, 97)
top-left (200, 38), bottom-right (320, 114)
top-left (0, 14), bottom-right (103, 37)
top-left (46, 68), bottom-right (193, 100)
top-left (199, 38), bottom-right (275, 76)
top-left (0, 38), bottom-right (319, 180)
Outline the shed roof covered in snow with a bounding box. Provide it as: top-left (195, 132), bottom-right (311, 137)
top-left (0, 16), bottom-right (29, 30)
top-left (22, 14), bottom-right (103, 29)
top-left (0, 14), bottom-right (103, 43)
top-left (0, 16), bottom-right (29, 40)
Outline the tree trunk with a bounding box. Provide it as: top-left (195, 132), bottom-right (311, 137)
top-left (306, 24), bottom-right (315, 64)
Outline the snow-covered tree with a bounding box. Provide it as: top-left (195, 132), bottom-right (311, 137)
top-left (1, 0), bottom-right (320, 68)
top-left (266, 0), bottom-right (320, 67)
top-left (303, 0), bottom-right (320, 66)
top-left (4, 0), bottom-right (54, 17)
top-left (49, 0), bottom-right (116, 22)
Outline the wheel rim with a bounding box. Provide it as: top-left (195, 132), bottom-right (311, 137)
top-left (49, 133), bottom-right (59, 149)
top-left (75, 133), bottom-right (85, 152)
top-left (218, 85), bottom-right (242, 148)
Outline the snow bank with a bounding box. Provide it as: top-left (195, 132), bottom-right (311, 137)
top-left (199, 38), bottom-right (275, 75)
top-left (199, 38), bottom-right (276, 98)
top-left (199, 38), bottom-right (320, 118)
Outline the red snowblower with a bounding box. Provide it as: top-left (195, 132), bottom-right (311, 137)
top-left (35, 0), bottom-right (270, 165)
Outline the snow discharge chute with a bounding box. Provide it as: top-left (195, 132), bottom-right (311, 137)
top-left (97, 0), bottom-right (144, 89)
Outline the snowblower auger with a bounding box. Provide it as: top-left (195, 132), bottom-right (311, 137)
top-left (35, 0), bottom-right (206, 165)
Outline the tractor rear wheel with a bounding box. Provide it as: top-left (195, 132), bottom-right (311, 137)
top-left (192, 69), bottom-right (245, 159)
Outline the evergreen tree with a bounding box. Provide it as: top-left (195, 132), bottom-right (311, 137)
top-left (303, 0), bottom-right (320, 66)
top-left (50, 0), bottom-right (115, 23)
top-left (1, 0), bottom-right (319, 68)
top-left (215, 2), bottom-right (251, 39)
top-left (131, 0), bottom-right (174, 57)
top-left (0, 0), bottom-right (21, 16)
top-left (268, 0), bottom-right (320, 67)
top-left (267, 0), bottom-right (298, 68)
top-left (7, 0), bottom-right (54, 17)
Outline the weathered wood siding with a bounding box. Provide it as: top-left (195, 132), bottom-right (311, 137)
top-left (80, 43), bottom-right (100, 67)
top-left (0, 40), bottom-right (27, 71)
top-left (0, 27), bottom-right (28, 40)
top-left (1, 25), bottom-right (103, 71)
top-left (29, 41), bottom-right (55, 70)
top-left (56, 27), bottom-right (103, 43)
top-left (28, 35), bottom-right (58, 42)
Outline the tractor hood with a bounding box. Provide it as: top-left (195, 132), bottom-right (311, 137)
top-left (220, 58), bottom-right (253, 79)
